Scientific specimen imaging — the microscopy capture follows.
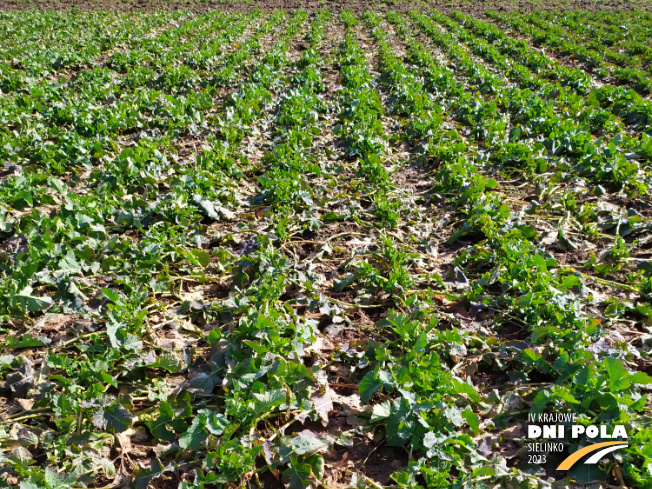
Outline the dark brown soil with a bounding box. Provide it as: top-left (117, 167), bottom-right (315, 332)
top-left (0, 0), bottom-right (649, 16)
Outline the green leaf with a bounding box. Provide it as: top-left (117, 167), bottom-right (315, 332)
top-left (322, 212), bottom-right (345, 221)
top-left (604, 357), bottom-right (631, 391)
top-left (179, 415), bottom-right (209, 450)
top-left (522, 349), bottom-right (542, 363)
top-left (187, 249), bottom-right (211, 268)
top-left (253, 389), bottom-right (286, 413)
top-left (97, 458), bottom-right (117, 479)
top-left (145, 402), bottom-right (185, 442)
top-left (43, 466), bottom-right (77, 488)
top-left (386, 396), bottom-right (415, 447)
top-left (0, 334), bottom-right (47, 349)
top-left (206, 413), bottom-right (229, 436)
top-left (106, 322), bottom-right (141, 351)
top-left (485, 178), bottom-right (498, 189)
top-left (422, 431), bottom-right (452, 459)
top-left (102, 288), bottom-right (120, 303)
top-left (451, 378), bottom-right (479, 403)
top-left (284, 456), bottom-right (312, 489)
top-left (359, 371), bottom-right (381, 403)
top-left (562, 275), bottom-right (581, 289)
top-left (307, 454), bottom-right (325, 479)
top-left (462, 408), bottom-right (480, 435)
top-left (49, 177), bottom-right (68, 195)
top-left (631, 372), bottom-right (652, 385)
top-left (10, 446), bottom-right (33, 467)
top-left (472, 466), bottom-right (495, 477)
top-left (19, 483), bottom-right (39, 489)
top-left (414, 332), bottom-right (427, 353)
top-left (333, 273), bottom-right (355, 292)
top-left (56, 250), bottom-right (81, 276)
top-left (445, 406), bottom-right (465, 427)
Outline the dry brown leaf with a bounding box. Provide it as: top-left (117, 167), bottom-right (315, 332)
top-left (311, 391), bottom-right (334, 427)
top-left (329, 390), bottom-right (363, 414)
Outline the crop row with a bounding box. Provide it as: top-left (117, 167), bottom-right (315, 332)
top-left (486, 10), bottom-right (652, 94)
top-left (376, 11), bottom-right (652, 485)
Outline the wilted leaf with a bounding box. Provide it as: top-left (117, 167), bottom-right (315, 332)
top-left (311, 391), bottom-right (333, 426)
top-left (133, 459), bottom-right (168, 489)
top-left (286, 430), bottom-right (327, 456)
top-left (193, 195), bottom-right (218, 219)
top-left (187, 373), bottom-right (215, 396)
top-left (11, 287), bottom-right (53, 313)
top-left (370, 401), bottom-right (391, 422)
top-left (92, 403), bottom-right (131, 433)
top-left (17, 428), bottom-right (39, 447)
top-left (146, 353), bottom-right (183, 373)
top-left (10, 446), bottom-right (33, 467)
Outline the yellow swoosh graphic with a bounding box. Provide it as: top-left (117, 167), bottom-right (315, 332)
top-left (557, 441), bottom-right (628, 470)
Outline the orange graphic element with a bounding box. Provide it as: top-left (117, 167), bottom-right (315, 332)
top-left (557, 441), bottom-right (628, 470)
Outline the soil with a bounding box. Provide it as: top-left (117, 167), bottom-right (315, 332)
top-left (0, 0), bottom-right (649, 16)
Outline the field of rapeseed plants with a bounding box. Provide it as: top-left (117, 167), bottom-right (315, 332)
top-left (0, 6), bottom-right (651, 488)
